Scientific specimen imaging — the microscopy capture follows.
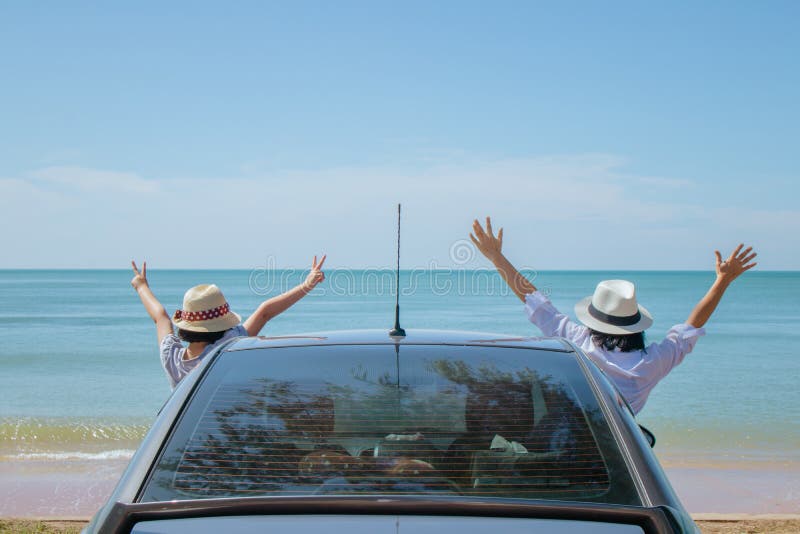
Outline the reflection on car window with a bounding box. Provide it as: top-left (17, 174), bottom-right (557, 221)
top-left (141, 345), bottom-right (640, 505)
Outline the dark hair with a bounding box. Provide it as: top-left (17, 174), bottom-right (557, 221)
top-left (589, 329), bottom-right (646, 353)
top-left (177, 328), bottom-right (227, 344)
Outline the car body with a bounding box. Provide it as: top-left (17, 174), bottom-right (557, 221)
top-left (84, 330), bottom-right (698, 533)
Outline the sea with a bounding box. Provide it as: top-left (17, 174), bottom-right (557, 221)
top-left (1, 269), bottom-right (799, 515)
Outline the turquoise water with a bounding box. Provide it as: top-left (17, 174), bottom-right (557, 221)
top-left (1, 269), bottom-right (798, 461)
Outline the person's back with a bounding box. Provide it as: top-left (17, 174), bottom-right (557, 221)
top-left (131, 256), bottom-right (326, 388)
top-left (468, 216), bottom-right (756, 414)
top-left (523, 280), bottom-right (703, 413)
top-left (158, 284), bottom-right (248, 388)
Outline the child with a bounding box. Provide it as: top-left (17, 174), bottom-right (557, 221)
top-left (131, 256), bottom-right (326, 388)
top-left (470, 217), bottom-right (757, 415)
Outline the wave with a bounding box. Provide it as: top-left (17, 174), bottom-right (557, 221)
top-left (0, 417), bottom-right (150, 453)
top-left (4, 449), bottom-right (135, 461)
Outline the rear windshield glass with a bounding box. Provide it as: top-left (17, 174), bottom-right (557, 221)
top-left (141, 345), bottom-right (640, 505)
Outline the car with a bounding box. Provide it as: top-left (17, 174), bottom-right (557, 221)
top-left (84, 329), bottom-right (699, 533)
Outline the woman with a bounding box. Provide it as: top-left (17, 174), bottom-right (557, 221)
top-left (131, 256), bottom-right (326, 388)
top-left (470, 217), bottom-right (756, 414)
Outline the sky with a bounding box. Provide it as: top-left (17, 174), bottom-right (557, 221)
top-left (0, 1), bottom-right (798, 270)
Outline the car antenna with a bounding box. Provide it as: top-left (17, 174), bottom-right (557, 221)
top-left (389, 203), bottom-right (406, 338)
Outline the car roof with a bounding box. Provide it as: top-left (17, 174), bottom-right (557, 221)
top-left (225, 328), bottom-right (574, 352)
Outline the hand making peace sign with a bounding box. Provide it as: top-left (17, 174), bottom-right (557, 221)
top-left (304, 254), bottom-right (327, 290)
top-left (131, 260), bottom-right (149, 291)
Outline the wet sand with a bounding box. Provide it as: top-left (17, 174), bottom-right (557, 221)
top-left (663, 464), bottom-right (800, 514)
top-left (0, 459), bottom-right (126, 518)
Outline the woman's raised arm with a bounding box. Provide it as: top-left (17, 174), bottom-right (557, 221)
top-left (243, 255), bottom-right (326, 336)
top-left (470, 217), bottom-right (537, 302)
top-left (131, 260), bottom-right (174, 344)
top-left (686, 244), bottom-right (757, 328)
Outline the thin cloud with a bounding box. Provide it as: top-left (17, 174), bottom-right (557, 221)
top-left (0, 155), bottom-right (796, 268)
top-left (31, 166), bottom-right (160, 194)
top-left (634, 175), bottom-right (696, 189)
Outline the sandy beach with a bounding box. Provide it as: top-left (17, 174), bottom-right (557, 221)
top-left (0, 457), bottom-right (128, 518)
top-left (660, 460), bottom-right (800, 515)
top-left (3, 453), bottom-right (798, 517)
top-left (1, 454), bottom-right (798, 532)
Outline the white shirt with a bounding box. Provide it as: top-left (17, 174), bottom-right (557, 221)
top-left (159, 325), bottom-right (248, 388)
top-left (524, 291), bottom-right (704, 414)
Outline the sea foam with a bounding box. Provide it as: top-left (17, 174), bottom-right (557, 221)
top-left (5, 449), bottom-right (135, 461)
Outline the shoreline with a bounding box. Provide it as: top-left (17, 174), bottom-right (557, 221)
top-left (3, 420), bottom-right (798, 518)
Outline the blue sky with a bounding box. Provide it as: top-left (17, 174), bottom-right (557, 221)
top-left (1, 1), bottom-right (798, 269)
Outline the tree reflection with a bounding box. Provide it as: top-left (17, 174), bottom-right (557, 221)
top-left (429, 359), bottom-right (609, 497)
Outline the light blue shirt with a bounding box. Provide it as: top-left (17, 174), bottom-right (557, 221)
top-left (159, 325), bottom-right (248, 388)
top-left (524, 291), bottom-right (704, 414)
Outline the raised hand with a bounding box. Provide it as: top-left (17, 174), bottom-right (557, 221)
top-left (244, 254), bottom-right (328, 336)
top-left (304, 254), bottom-right (327, 290)
top-left (470, 216), bottom-right (504, 262)
top-left (131, 260), bottom-right (149, 291)
top-left (715, 244), bottom-right (757, 285)
top-left (130, 260), bottom-right (173, 342)
top-left (687, 244), bottom-right (758, 328)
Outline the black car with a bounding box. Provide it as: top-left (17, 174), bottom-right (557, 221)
top-left (84, 330), bottom-right (698, 533)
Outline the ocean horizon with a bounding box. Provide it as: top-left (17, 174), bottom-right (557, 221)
top-left (1, 268), bottom-right (798, 515)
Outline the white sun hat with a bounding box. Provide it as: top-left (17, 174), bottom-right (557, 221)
top-left (172, 284), bottom-right (242, 333)
top-left (574, 280), bottom-right (653, 335)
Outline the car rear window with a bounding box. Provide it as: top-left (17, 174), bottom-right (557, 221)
top-left (140, 345), bottom-right (640, 505)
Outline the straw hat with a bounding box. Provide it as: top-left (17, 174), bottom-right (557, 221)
top-left (574, 280), bottom-right (653, 335)
top-left (172, 284), bottom-right (241, 333)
